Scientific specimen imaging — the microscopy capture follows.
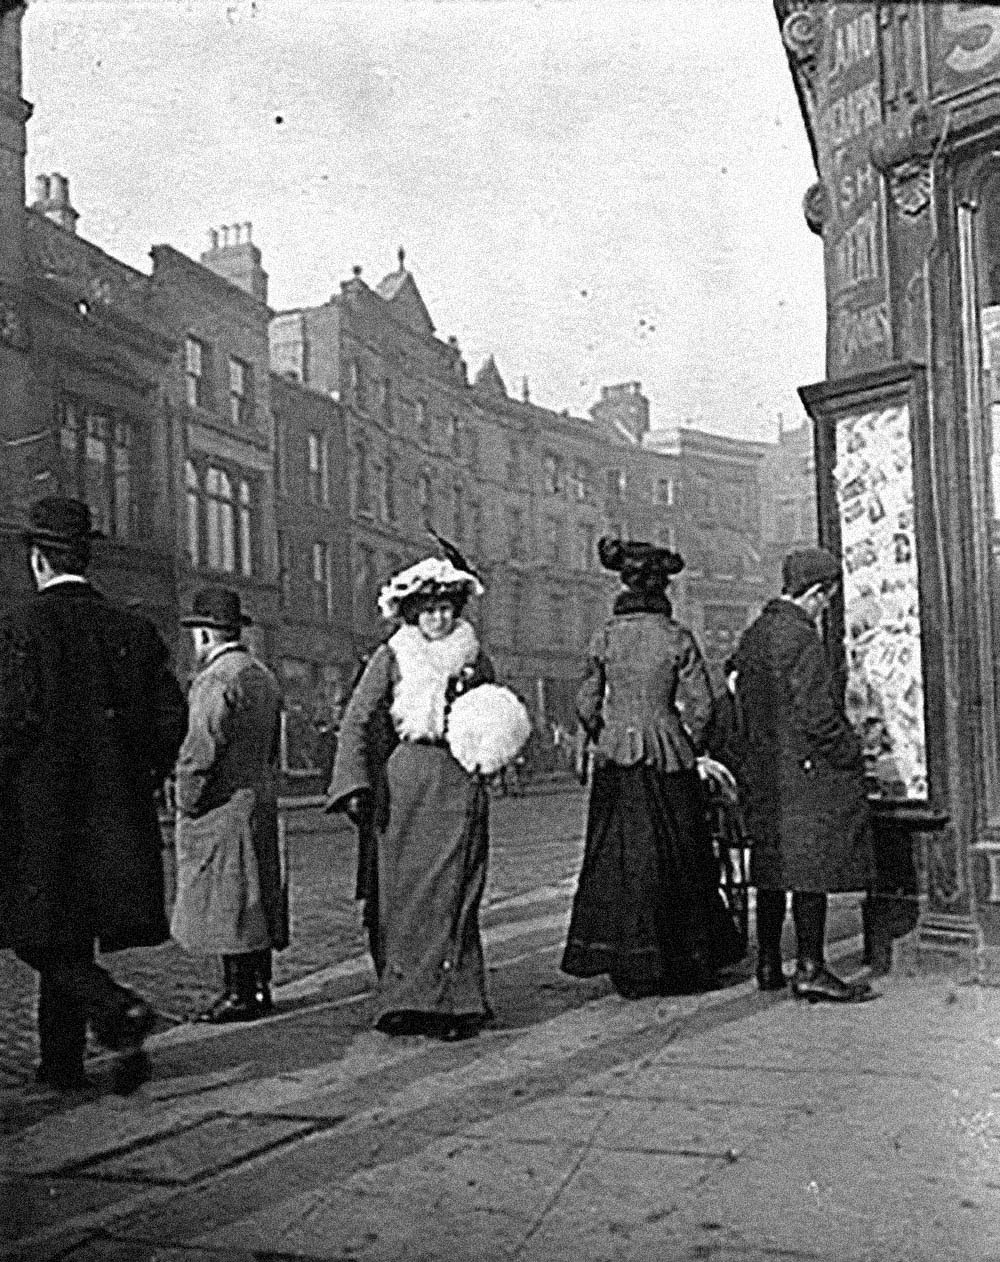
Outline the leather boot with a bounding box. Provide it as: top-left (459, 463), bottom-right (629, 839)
top-left (199, 954), bottom-right (271, 1023)
top-left (791, 960), bottom-right (877, 1004)
top-left (252, 950), bottom-right (274, 1015)
top-left (755, 889), bottom-right (787, 991)
top-left (755, 950), bottom-right (786, 991)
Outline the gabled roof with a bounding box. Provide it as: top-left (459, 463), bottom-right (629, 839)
top-left (374, 267), bottom-right (435, 335)
top-left (472, 355), bottom-right (508, 397)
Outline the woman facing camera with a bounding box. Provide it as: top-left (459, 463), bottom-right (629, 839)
top-left (562, 538), bottom-right (744, 998)
top-left (327, 550), bottom-right (528, 1041)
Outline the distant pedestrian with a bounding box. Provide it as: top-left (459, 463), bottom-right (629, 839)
top-left (326, 550), bottom-right (530, 1040)
top-left (732, 547), bottom-right (876, 1003)
top-left (171, 586), bottom-right (287, 1022)
top-left (0, 497), bottom-right (187, 1094)
top-left (562, 538), bottom-right (744, 998)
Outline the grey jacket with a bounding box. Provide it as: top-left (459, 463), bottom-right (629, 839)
top-left (172, 644), bottom-right (288, 954)
top-left (577, 607), bottom-right (714, 771)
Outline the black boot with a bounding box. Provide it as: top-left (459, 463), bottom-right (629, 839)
top-left (198, 955), bottom-right (270, 1023)
top-left (251, 949), bottom-right (274, 1015)
top-left (791, 892), bottom-right (875, 1004)
top-left (790, 959), bottom-right (877, 1004)
top-left (197, 955), bottom-right (238, 1023)
top-left (755, 889), bottom-right (787, 991)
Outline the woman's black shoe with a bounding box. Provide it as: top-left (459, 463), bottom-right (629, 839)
top-left (791, 962), bottom-right (876, 1004)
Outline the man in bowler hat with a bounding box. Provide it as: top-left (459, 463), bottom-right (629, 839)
top-left (0, 497), bottom-right (188, 1093)
top-left (732, 547), bottom-right (876, 1003)
top-left (172, 586), bottom-right (287, 1021)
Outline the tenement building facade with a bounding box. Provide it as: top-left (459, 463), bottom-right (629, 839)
top-left (269, 255), bottom-right (757, 726)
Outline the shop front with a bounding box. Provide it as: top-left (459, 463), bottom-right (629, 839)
top-left (779, 0), bottom-right (1000, 974)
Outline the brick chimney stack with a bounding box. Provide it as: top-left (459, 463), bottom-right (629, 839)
top-left (30, 172), bottom-right (80, 234)
top-left (199, 220), bottom-right (269, 303)
top-left (590, 381), bottom-right (651, 443)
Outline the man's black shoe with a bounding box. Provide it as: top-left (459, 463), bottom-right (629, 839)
top-left (791, 962), bottom-right (877, 1004)
top-left (755, 956), bottom-right (787, 992)
top-left (197, 992), bottom-right (269, 1024)
top-left (33, 1064), bottom-right (96, 1094)
top-left (111, 1049), bottom-right (150, 1096)
top-left (108, 1000), bottom-right (156, 1051)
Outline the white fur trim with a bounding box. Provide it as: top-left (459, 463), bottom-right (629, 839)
top-left (388, 620), bottom-right (479, 742)
top-left (446, 684), bottom-right (533, 776)
top-left (378, 556), bottom-right (484, 620)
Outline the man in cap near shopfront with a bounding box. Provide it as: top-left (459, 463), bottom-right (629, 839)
top-left (0, 496), bottom-right (188, 1094)
top-left (731, 546), bottom-right (876, 1003)
top-left (172, 586), bottom-right (287, 1021)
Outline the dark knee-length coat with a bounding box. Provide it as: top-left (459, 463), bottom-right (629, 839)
top-left (732, 597), bottom-right (874, 893)
top-left (0, 581), bottom-right (188, 967)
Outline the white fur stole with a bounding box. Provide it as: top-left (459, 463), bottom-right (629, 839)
top-left (388, 619), bottom-right (479, 742)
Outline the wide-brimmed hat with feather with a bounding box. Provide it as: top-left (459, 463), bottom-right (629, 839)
top-left (378, 531), bottom-right (484, 620)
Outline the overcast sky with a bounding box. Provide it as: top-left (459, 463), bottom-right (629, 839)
top-left (22, 0), bottom-right (825, 439)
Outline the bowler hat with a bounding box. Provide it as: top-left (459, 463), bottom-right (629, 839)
top-left (22, 496), bottom-right (105, 547)
top-left (782, 546), bottom-right (842, 598)
top-left (181, 585), bottom-right (253, 630)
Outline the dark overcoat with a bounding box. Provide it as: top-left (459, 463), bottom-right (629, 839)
top-left (171, 645), bottom-right (288, 955)
top-left (732, 597), bottom-right (874, 893)
top-left (0, 582), bottom-right (188, 967)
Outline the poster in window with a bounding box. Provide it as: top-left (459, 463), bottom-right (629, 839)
top-left (833, 402), bottom-right (927, 801)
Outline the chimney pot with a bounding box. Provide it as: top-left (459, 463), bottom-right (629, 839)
top-left (208, 228), bottom-right (219, 250)
top-left (33, 174), bottom-right (51, 204)
top-left (244, 221), bottom-right (253, 243)
top-left (398, 245), bottom-right (406, 270)
top-left (352, 264), bottom-right (363, 278)
top-left (51, 173), bottom-right (69, 205)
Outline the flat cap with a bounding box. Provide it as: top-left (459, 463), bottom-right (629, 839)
top-left (782, 546), bottom-right (841, 598)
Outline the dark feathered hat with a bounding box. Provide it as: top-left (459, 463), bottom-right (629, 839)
top-left (598, 536), bottom-right (685, 587)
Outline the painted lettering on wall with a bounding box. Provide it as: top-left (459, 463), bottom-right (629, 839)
top-left (828, 10), bottom-right (878, 80)
top-left (834, 302), bottom-right (892, 364)
top-left (941, 6), bottom-right (1000, 77)
top-left (816, 4), bottom-right (889, 375)
top-left (833, 202), bottom-right (880, 290)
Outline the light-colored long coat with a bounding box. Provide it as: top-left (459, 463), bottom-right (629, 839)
top-left (171, 643), bottom-right (288, 955)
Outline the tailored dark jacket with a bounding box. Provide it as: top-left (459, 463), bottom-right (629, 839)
top-left (0, 581), bottom-right (187, 966)
top-left (732, 597), bottom-right (874, 893)
top-left (172, 644), bottom-right (287, 955)
top-left (577, 593), bottom-right (715, 772)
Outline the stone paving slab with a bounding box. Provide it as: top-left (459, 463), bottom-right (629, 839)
top-left (193, 1137), bottom-right (702, 1262)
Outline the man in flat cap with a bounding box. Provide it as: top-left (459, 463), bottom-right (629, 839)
top-left (172, 586), bottom-right (287, 1021)
top-left (0, 497), bottom-right (188, 1093)
top-left (731, 547), bottom-right (876, 1003)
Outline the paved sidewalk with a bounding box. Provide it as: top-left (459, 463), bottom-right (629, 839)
top-left (3, 925), bottom-right (998, 1262)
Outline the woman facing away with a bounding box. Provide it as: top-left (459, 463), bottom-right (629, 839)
top-left (562, 538), bottom-right (745, 998)
top-left (326, 553), bottom-right (496, 1042)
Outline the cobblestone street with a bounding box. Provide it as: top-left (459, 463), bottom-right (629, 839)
top-left (0, 784), bottom-right (590, 1088)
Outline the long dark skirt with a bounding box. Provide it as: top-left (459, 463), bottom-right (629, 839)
top-left (374, 742), bottom-right (491, 1026)
top-left (562, 762), bottom-right (744, 994)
